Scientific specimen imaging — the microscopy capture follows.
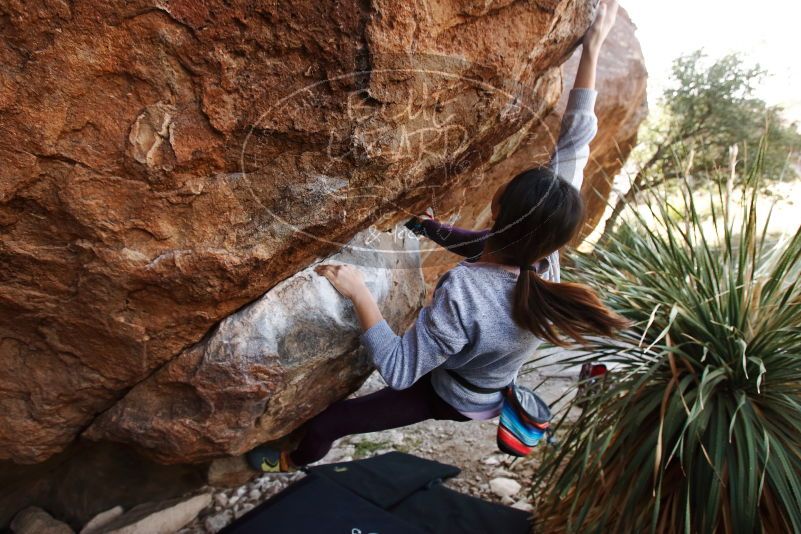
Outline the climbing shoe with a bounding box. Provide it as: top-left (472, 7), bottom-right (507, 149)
top-left (246, 445), bottom-right (295, 473)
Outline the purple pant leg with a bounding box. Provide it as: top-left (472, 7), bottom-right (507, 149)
top-left (289, 375), bottom-right (467, 466)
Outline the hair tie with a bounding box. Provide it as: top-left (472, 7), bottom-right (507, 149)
top-left (522, 264), bottom-right (536, 272)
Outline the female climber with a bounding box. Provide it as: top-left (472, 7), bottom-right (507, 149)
top-left (247, 0), bottom-right (624, 473)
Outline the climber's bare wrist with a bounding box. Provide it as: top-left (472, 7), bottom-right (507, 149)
top-left (581, 42), bottom-right (602, 61)
top-left (574, 47), bottom-right (599, 90)
top-left (350, 285), bottom-right (372, 305)
top-left (351, 288), bottom-right (383, 331)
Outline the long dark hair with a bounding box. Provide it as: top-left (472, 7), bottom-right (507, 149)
top-left (486, 167), bottom-right (628, 346)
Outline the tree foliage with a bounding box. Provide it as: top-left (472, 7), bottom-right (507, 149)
top-left (658, 51), bottom-right (799, 180)
top-left (600, 51), bottom-right (801, 243)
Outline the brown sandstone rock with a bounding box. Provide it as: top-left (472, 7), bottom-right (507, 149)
top-left (418, 7), bottom-right (648, 281)
top-left (1, 0), bottom-right (599, 464)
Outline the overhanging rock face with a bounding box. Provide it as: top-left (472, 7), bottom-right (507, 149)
top-left (84, 226), bottom-right (425, 463)
top-left (0, 1), bottom-right (652, 527)
top-left (419, 7), bottom-right (648, 281)
top-left (0, 0), bottom-right (600, 464)
top-left (0, 0), bottom-right (652, 469)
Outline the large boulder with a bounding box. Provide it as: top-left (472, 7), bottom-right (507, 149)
top-left (0, 0), bottom-right (603, 465)
top-left (83, 225), bottom-right (425, 463)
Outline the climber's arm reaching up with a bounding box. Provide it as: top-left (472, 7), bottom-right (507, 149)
top-left (548, 0), bottom-right (618, 190)
top-left (574, 0), bottom-right (619, 91)
top-left (547, 91), bottom-right (597, 191)
top-left (405, 0), bottom-right (618, 251)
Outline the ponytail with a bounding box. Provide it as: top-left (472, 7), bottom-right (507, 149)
top-left (489, 167), bottom-right (628, 345)
top-left (513, 270), bottom-right (627, 346)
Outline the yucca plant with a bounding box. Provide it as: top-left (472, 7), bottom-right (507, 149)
top-left (531, 150), bottom-right (801, 533)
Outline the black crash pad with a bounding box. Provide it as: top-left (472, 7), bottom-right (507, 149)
top-left (221, 452), bottom-right (530, 534)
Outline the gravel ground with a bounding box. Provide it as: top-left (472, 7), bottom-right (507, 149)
top-left (183, 370), bottom-right (579, 533)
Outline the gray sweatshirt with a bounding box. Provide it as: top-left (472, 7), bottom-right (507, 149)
top-left (361, 88), bottom-right (599, 415)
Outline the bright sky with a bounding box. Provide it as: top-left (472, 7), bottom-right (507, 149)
top-left (624, 0), bottom-right (801, 124)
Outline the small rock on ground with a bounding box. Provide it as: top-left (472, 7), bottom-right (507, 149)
top-left (92, 493), bottom-right (211, 534)
top-left (203, 510), bottom-right (232, 533)
top-left (489, 477), bottom-right (522, 500)
top-left (80, 506), bottom-right (124, 534)
top-left (11, 507), bottom-right (74, 534)
top-left (512, 499), bottom-right (534, 512)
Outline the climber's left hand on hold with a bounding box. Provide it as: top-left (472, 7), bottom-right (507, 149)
top-left (315, 264), bottom-right (369, 301)
top-left (315, 264), bottom-right (384, 331)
